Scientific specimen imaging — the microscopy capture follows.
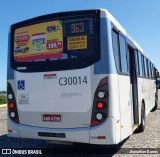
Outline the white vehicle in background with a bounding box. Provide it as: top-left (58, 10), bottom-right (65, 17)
top-left (7, 9), bottom-right (158, 145)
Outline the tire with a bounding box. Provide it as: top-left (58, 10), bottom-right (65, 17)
top-left (137, 104), bottom-right (145, 132)
top-left (151, 97), bottom-right (158, 112)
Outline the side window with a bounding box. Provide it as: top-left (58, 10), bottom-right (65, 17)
top-left (119, 35), bottom-right (128, 73)
top-left (135, 50), bottom-right (139, 76)
top-left (153, 66), bottom-right (155, 78)
top-left (138, 51), bottom-right (143, 76)
top-left (141, 55), bottom-right (145, 77)
top-left (153, 66), bottom-right (156, 78)
top-left (151, 63), bottom-right (153, 78)
top-left (112, 30), bottom-right (121, 72)
top-left (148, 61), bottom-right (151, 78)
top-left (144, 57), bottom-right (148, 78)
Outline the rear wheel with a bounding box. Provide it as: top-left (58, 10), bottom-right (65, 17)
top-left (137, 103), bottom-right (145, 132)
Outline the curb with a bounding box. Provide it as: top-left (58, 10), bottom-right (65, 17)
top-left (0, 104), bottom-right (7, 108)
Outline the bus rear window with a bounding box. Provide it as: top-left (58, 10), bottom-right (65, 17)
top-left (10, 10), bottom-right (100, 72)
top-left (14, 18), bottom-right (94, 63)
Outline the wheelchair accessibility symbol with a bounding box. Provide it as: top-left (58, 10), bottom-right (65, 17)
top-left (18, 80), bottom-right (25, 90)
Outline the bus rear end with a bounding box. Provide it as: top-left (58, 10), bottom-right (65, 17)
top-left (7, 9), bottom-right (115, 145)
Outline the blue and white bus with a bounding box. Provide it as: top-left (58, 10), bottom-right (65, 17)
top-left (7, 9), bottom-right (158, 145)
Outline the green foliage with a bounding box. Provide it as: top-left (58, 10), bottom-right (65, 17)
top-left (0, 96), bottom-right (7, 104)
top-left (0, 91), bottom-right (7, 104)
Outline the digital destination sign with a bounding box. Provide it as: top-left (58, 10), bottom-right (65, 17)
top-left (65, 20), bottom-right (90, 35)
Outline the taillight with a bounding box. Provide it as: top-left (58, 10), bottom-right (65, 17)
top-left (91, 77), bottom-right (109, 127)
top-left (97, 102), bottom-right (103, 109)
top-left (96, 101), bottom-right (106, 109)
top-left (96, 113), bottom-right (103, 120)
top-left (9, 102), bottom-right (15, 109)
top-left (8, 93), bottom-right (13, 100)
top-left (97, 91), bottom-right (107, 99)
top-left (7, 82), bottom-right (19, 123)
top-left (9, 111), bottom-right (16, 118)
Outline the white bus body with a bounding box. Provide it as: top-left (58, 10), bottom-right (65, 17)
top-left (7, 9), bottom-right (157, 145)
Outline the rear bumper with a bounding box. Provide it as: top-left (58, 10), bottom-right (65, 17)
top-left (8, 117), bottom-right (90, 143)
top-left (8, 117), bottom-right (116, 145)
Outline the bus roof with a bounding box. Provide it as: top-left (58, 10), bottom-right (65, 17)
top-left (100, 8), bottom-right (154, 64)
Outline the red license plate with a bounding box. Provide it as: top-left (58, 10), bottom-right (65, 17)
top-left (43, 114), bottom-right (61, 122)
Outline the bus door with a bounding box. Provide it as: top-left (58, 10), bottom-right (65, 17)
top-left (128, 46), bottom-right (139, 125)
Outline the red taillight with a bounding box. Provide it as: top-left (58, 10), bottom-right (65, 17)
top-left (9, 103), bottom-right (15, 109)
top-left (91, 121), bottom-right (100, 127)
top-left (97, 102), bottom-right (103, 109)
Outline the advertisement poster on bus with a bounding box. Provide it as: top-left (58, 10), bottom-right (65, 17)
top-left (14, 20), bottom-right (63, 62)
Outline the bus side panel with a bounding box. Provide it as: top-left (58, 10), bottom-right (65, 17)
top-left (109, 74), bottom-right (121, 144)
top-left (137, 77), bottom-right (143, 123)
top-left (144, 78), bottom-right (150, 114)
top-left (140, 78), bottom-right (156, 116)
top-left (150, 79), bottom-right (156, 109)
top-left (118, 75), bottom-right (133, 141)
top-left (147, 78), bottom-right (156, 113)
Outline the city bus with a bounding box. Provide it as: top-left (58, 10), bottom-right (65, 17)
top-left (7, 9), bottom-right (158, 145)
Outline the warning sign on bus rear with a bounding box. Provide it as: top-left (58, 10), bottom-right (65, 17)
top-left (67, 36), bottom-right (87, 50)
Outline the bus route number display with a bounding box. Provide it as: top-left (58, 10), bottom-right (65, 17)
top-left (66, 20), bottom-right (89, 35)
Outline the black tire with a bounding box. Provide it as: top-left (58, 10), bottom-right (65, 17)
top-left (137, 104), bottom-right (145, 132)
top-left (151, 97), bottom-right (158, 112)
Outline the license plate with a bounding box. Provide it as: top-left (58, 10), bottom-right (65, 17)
top-left (43, 114), bottom-right (61, 122)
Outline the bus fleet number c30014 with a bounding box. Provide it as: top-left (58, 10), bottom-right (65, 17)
top-left (59, 76), bottom-right (88, 86)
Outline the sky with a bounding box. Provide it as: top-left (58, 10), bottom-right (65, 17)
top-left (0, 0), bottom-right (160, 91)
